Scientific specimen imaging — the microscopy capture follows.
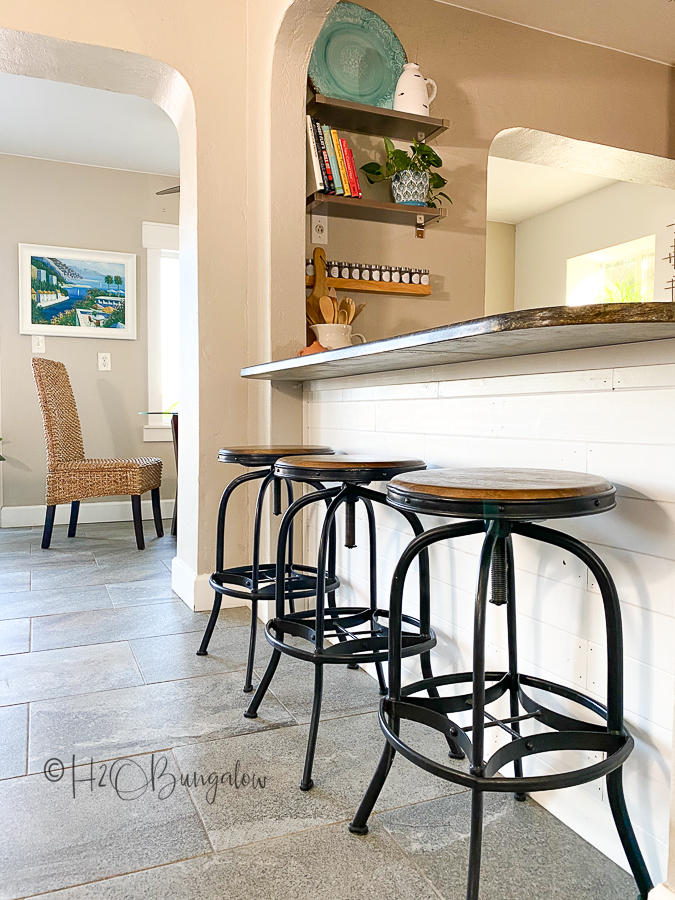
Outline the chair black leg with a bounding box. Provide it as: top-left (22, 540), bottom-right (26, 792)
top-left (67, 501), bottom-right (80, 538)
top-left (243, 598), bottom-right (258, 694)
top-left (197, 591), bottom-right (222, 656)
top-left (244, 648), bottom-right (282, 718)
top-left (151, 487), bottom-right (164, 537)
top-left (300, 663), bottom-right (324, 791)
top-left (131, 495), bottom-right (145, 549)
top-left (42, 505), bottom-right (56, 549)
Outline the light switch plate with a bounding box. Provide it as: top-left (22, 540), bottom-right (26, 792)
top-left (311, 213), bottom-right (328, 245)
top-left (32, 335), bottom-right (46, 353)
top-left (98, 352), bottom-right (112, 371)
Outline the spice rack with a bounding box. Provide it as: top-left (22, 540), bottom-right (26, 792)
top-left (305, 275), bottom-right (431, 296)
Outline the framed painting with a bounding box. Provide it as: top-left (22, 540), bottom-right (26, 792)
top-left (19, 244), bottom-right (137, 339)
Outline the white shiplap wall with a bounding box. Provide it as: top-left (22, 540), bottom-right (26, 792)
top-left (303, 338), bottom-right (675, 883)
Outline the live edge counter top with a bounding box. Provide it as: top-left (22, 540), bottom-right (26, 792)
top-left (240, 303), bottom-right (675, 382)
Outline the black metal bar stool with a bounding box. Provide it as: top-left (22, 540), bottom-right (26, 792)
top-left (349, 467), bottom-right (652, 900)
top-left (244, 454), bottom-right (464, 791)
top-left (197, 445), bottom-right (338, 693)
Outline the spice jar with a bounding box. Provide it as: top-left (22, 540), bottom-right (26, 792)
top-left (391, 266), bottom-right (401, 283)
top-left (359, 263), bottom-right (370, 281)
top-left (350, 262), bottom-right (360, 279)
top-left (421, 269), bottom-right (430, 285)
top-left (411, 269), bottom-right (421, 285)
top-left (381, 266), bottom-right (391, 283)
top-left (370, 264), bottom-right (381, 282)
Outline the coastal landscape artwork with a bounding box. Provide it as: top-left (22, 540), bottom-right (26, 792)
top-left (19, 244), bottom-right (136, 339)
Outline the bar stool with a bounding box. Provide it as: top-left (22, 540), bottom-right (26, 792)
top-left (349, 467), bottom-right (652, 900)
top-left (197, 445), bottom-right (338, 693)
top-left (244, 454), bottom-right (464, 791)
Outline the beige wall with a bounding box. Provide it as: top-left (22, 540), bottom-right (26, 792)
top-left (484, 221), bottom-right (516, 316)
top-left (0, 154), bottom-right (178, 508)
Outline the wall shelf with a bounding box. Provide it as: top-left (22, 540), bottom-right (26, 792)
top-left (305, 275), bottom-right (431, 296)
top-left (306, 192), bottom-right (446, 227)
top-left (307, 91), bottom-right (449, 143)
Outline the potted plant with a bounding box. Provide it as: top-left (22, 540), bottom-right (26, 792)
top-left (361, 138), bottom-right (451, 208)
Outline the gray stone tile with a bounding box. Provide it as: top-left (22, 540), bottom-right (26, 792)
top-left (379, 792), bottom-right (638, 900)
top-left (0, 541), bottom-right (31, 557)
top-left (0, 752), bottom-right (211, 899)
top-left (0, 549), bottom-right (96, 572)
top-left (310, 710), bottom-right (470, 811)
top-left (0, 570), bottom-right (29, 594)
top-left (0, 704), bottom-right (27, 779)
top-left (131, 624), bottom-right (272, 683)
top-left (0, 641), bottom-right (142, 706)
top-left (106, 575), bottom-right (174, 607)
top-left (31, 559), bottom-right (168, 591)
top-left (28, 671), bottom-right (294, 773)
top-left (94, 538), bottom-right (177, 564)
top-left (0, 585), bottom-right (112, 620)
top-left (174, 725), bottom-right (349, 850)
top-left (0, 618), bottom-right (30, 655)
top-left (257, 655), bottom-right (381, 724)
top-left (0, 528), bottom-right (33, 543)
top-left (31, 601), bottom-right (206, 651)
top-left (33, 820), bottom-right (439, 900)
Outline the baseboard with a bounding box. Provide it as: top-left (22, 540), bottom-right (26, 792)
top-left (0, 498), bottom-right (175, 528)
top-left (171, 555), bottom-right (245, 612)
top-left (651, 885), bottom-right (675, 899)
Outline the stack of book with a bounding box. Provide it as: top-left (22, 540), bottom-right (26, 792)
top-left (306, 116), bottom-right (362, 198)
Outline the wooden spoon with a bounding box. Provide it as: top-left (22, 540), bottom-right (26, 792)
top-left (307, 248), bottom-right (327, 323)
top-left (337, 309), bottom-right (348, 325)
top-left (345, 297), bottom-right (356, 324)
top-left (351, 303), bottom-right (366, 323)
top-left (331, 297), bottom-right (339, 323)
top-left (319, 295), bottom-right (335, 324)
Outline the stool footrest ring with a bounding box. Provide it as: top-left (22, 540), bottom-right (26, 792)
top-left (264, 607), bottom-right (436, 665)
top-left (209, 564), bottom-right (339, 602)
top-left (379, 669), bottom-right (633, 793)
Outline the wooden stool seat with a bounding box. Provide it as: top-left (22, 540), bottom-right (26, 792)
top-left (388, 467), bottom-right (615, 520)
top-left (218, 445), bottom-right (334, 467)
top-left (275, 453), bottom-right (426, 484)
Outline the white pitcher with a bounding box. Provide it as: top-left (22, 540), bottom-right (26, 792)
top-left (393, 63), bottom-right (437, 116)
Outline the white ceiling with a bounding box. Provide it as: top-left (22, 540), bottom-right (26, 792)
top-left (0, 73), bottom-right (179, 176)
top-left (435, 0), bottom-right (675, 65)
top-left (486, 157), bottom-right (617, 224)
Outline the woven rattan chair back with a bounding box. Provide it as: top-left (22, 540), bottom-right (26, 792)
top-left (32, 357), bottom-right (85, 467)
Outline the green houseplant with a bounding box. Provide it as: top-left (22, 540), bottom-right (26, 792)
top-left (361, 138), bottom-right (451, 208)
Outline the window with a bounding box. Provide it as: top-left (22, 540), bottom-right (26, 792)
top-left (142, 222), bottom-right (179, 441)
top-left (566, 236), bottom-right (655, 307)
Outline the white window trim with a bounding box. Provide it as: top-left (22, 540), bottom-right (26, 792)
top-left (142, 221), bottom-right (179, 442)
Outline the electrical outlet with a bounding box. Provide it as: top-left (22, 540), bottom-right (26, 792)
top-left (32, 335), bottom-right (46, 353)
top-left (311, 213), bottom-right (328, 245)
top-left (98, 352), bottom-right (112, 371)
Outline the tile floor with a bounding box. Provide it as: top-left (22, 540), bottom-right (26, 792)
top-left (0, 520), bottom-right (639, 899)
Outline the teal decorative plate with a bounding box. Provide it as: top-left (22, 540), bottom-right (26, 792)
top-left (308, 2), bottom-right (406, 109)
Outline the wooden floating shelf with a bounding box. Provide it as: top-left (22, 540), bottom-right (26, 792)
top-left (306, 192), bottom-right (446, 227)
top-left (307, 91), bottom-right (449, 143)
top-left (305, 275), bottom-right (430, 296)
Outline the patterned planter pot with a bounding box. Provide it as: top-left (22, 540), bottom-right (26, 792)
top-left (391, 170), bottom-right (430, 205)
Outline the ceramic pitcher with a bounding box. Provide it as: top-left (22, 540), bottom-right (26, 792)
top-left (393, 63), bottom-right (437, 115)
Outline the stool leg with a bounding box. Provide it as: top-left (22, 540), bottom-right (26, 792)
top-left (243, 597), bottom-right (257, 693)
top-left (197, 591), bottom-right (222, 656)
top-left (363, 498), bottom-right (385, 689)
top-left (504, 534), bottom-right (525, 796)
top-left (466, 522), bottom-right (499, 900)
top-left (197, 468), bottom-right (268, 657)
top-left (244, 647), bottom-right (282, 719)
top-left (349, 728), bottom-right (397, 834)
top-left (514, 522), bottom-right (653, 899)
top-left (300, 663), bottom-right (324, 791)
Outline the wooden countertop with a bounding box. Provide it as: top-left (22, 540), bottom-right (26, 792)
top-left (241, 303), bottom-right (675, 383)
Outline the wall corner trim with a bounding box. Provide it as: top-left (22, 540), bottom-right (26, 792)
top-left (170, 555), bottom-right (245, 612)
top-left (650, 886), bottom-right (675, 899)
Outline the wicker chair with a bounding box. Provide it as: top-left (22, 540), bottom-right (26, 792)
top-left (32, 357), bottom-right (163, 550)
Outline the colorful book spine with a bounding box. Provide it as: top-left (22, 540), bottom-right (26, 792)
top-left (331, 129), bottom-right (351, 197)
top-left (306, 115), bottom-right (324, 192)
top-left (346, 146), bottom-right (362, 198)
top-left (321, 124), bottom-right (343, 195)
top-left (340, 138), bottom-right (358, 198)
top-left (312, 119), bottom-right (334, 193)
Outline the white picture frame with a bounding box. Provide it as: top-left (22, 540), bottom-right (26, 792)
top-left (19, 243), bottom-right (137, 340)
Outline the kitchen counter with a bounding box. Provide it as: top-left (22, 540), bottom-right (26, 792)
top-left (241, 303), bottom-right (675, 382)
